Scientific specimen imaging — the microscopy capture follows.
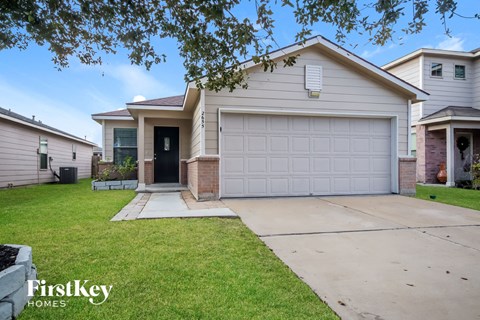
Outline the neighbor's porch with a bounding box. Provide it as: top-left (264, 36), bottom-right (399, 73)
top-left (416, 122), bottom-right (480, 186)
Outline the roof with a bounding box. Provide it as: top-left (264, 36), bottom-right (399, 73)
top-left (383, 48), bottom-right (480, 70)
top-left (0, 107), bottom-right (97, 146)
top-left (421, 106), bottom-right (480, 122)
top-left (126, 95), bottom-right (184, 107)
top-left (91, 109), bottom-right (131, 117)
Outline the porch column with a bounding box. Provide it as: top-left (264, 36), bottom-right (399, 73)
top-left (446, 125), bottom-right (455, 187)
top-left (137, 114), bottom-right (146, 190)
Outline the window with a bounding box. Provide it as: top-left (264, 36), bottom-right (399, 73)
top-left (113, 128), bottom-right (137, 165)
top-left (431, 63), bottom-right (442, 77)
top-left (39, 137), bottom-right (48, 170)
top-left (455, 65), bottom-right (466, 79)
top-left (411, 133), bottom-right (417, 157)
top-left (72, 144), bottom-right (77, 160)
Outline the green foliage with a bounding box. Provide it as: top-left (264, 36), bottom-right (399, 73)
top-left (116, 156), bottom-right (136, 180)
top-left (472, 154), bottom-right (480, 190)
top-left (97, 166), bottom-right (113, 182)
top-left (0, 180), bottom-right (338, 320)
top-left (1, 0), bottom-right (477, 91)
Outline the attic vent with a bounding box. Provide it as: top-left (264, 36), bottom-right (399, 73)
top-left (305, 65), bottom-right (323, 98)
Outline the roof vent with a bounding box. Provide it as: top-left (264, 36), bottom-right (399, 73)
top-left (305, 65), bottom-right (323, 98)
top-left (32, 115), bottom-right (35, 121)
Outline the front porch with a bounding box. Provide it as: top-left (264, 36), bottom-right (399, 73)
top-left (416, 107), bottom-right (480, 186)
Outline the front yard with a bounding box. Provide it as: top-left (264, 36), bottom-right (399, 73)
top-left (0, 180), bottom-right (337, 320)
top-left (416, 185), bottom-right (480, 211)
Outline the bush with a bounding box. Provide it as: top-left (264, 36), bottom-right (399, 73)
top-left (472, 154), bottom-right (480, 190)
top-left (97, 157), bottom-right (137, 181)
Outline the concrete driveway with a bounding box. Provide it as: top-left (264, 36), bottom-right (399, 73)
top-left (224, 195), bottom-right (480, 320)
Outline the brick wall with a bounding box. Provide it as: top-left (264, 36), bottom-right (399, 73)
top-left (180, 160), bottom-right (188, 185)
top-left (416, 125), bottom-right (446, 183)
top-left (399, 157), bottom-right (417, 196)
top-left (144, 160), bottom-right (153, 185)
top-left (187, 156), bottom-right (219, 200)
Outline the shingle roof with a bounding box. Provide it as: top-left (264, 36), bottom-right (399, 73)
top-left (91, 109), bottom-right (131, 117)
top-left (0, 106), bottom-right (96, 145)
top-left (126, 95), bottom-right (184, 107)
top-left (421, 106), bottom-right (480, 121)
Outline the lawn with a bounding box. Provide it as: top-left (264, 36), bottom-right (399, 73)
top-left (416, 185), bottom-right (480, 211)
top-left (0, 180), bottom-right (337, 320)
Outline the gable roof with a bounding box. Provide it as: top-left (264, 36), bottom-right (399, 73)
top-left (186, 35), bottom-right (428, 105)
top-left (92, 109), bottom-right (131, 117)
top-left (0, 107), bottom-right (97, 146)
top-left (383, 48), bottom-right (480, 70)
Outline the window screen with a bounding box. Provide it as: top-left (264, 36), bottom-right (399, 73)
top-left (39, 137), bottom-right (48, 170)
top-left (431, 63), bottom-right (442, 77)
top-left (455, 65), bottom-right (465, 79)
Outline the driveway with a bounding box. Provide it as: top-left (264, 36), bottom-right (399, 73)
top-left (224, 195), bottom-right (480, 320)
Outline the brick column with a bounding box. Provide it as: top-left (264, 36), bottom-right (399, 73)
top-left (180, 160), bottom-right (188, 185)
top-left (399, 157), bottom-right (417, 196)
top-left (144, 160), bottom-right (153, 185)
top-left (187, 156), bottom-right (219, 200)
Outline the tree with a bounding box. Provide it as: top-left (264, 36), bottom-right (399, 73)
top-left (1, 0), bottom-right (477, 92)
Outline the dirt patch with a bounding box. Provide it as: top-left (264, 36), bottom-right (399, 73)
top-left (0, 245), bottom-right (19, 272)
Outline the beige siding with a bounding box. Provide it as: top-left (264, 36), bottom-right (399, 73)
top-left (104, 120), bottom-right (137, 161)
top-left (0, 118), bottom-right (93, 188)
top-left (144, 118), bottom-right (192, 159)
top-left (387, 57), bottom-right (421, 87)
top-left (422, 57), bottom-right (474, 117)
top-left (190, 97), bottom-right (202, 157)
top-left (205, 47), bottom-right (410, 155)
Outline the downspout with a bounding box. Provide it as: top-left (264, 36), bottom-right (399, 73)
top-left (407, 99), bottom-right (412, 156)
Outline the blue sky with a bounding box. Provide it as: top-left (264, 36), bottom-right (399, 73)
top-left (0, 1), bottom-right (479, 146)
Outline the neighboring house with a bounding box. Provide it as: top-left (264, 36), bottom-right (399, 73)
top-left (384, 48), bottom-right (480, 186)
top-left (92, 36), bottom-right (428, 200)
top-left (0, 107), bottom-right (96, 188)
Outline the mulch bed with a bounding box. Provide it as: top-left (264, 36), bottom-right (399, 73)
top-left (0, 245), bottom-right (19, 272)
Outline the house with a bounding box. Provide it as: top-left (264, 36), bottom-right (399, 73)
top-left (0, 107), bottom-right (97, 188)
top-left (384, 48), bottom-right (480, 186)
top-left (92, 36), bottom-right (428, 200)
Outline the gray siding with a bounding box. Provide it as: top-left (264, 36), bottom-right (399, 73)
top-left (473, 59), bottom-right (480, 108)
top-left (205, 47), bottom-right (410, 155)
top-left (190, 98), bottom-right (202, 157)
top-left (0, 118), bottom-right (93, 188)
top-left (422, 56), bottom-right (474, 117)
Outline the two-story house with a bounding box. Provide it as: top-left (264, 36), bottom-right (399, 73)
top-left (384, 48), bottom-right (480, 186)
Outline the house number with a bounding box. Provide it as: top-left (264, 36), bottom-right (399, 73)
top-left (201, 111), bottom-right (205, 128)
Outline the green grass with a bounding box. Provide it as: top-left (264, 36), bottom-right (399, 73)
top-left (416, 185), bottom-right (480, 211)
top-left (0, 180), bottom-right (337, 320)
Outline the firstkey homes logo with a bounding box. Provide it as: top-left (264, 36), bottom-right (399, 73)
top-left (27, 279), bottom-right (113, 307)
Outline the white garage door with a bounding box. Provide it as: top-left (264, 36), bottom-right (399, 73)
top-left (220, 113), bottom-right (392, 197)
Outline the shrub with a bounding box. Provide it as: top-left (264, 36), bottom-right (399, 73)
top-left (472, 154), bottom-right (480, 190)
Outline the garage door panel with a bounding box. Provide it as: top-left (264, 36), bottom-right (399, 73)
top-left (221, 114), bottom-right (392, 197)
top-left (247, 136), bottom-right (267, 152)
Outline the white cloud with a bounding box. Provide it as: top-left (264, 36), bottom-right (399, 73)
top-left (435, 36), bottom-right (465, 51)
top-left (0, 77), bottom-right (102, 146)
top-left (132, 95), bottom-right (146, 102)
top-left (360, 43), bottom-right (398, 59)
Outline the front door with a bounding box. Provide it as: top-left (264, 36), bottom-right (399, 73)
top-left (154, 127), bottom-right (179, 183)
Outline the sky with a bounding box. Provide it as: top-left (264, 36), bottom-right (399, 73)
top-left (1, 1), bottom-right (479, 146)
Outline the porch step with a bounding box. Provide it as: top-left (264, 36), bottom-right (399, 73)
top-left (138, 183), bottom-right (188, 193)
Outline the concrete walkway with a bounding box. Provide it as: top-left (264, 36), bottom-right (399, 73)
top-left (225, 195), bottom-right (480, 320)
top-left (111, 192), bottom-right (236, 221)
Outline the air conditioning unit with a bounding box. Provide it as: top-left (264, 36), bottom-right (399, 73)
top-left (59, 167), bottom-right (78, 184)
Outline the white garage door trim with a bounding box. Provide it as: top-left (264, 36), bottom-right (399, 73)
top-left (218, 108), bottom-right (399, 198)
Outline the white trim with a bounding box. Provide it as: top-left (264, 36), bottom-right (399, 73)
top-left (0, 112), bottom-right (97, 146)
top-left (102, 120), bottom-right (106, 160)
top-left (218, 108), bottom-right (400, 197)
top-left (418, 116), bottom-right (480, 125)
top-left (92, 115), bottom-right (134, 121)
top-left (200, 89), bottom-right (206, 156)
top-left (446, 124), bottom-right (455, 186)
top-left (127, 105), bottom-right (184, 111)
top-left (419, 55), bottom-right (424, 119)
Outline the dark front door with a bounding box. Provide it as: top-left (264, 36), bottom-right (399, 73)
top-left (154, 127), bottom-right (179, 183)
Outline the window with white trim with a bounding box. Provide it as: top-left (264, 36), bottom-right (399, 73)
top-left (72, 144), bottom-right (77, 160)
top-left (431, 63), bottom-right (442, 77)
top-left (113, 128), bottom-right (137, 165)
top-left (39, 137), bottom-right (48, 170)
top-left (454, 65), bottom-right (466, 79)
